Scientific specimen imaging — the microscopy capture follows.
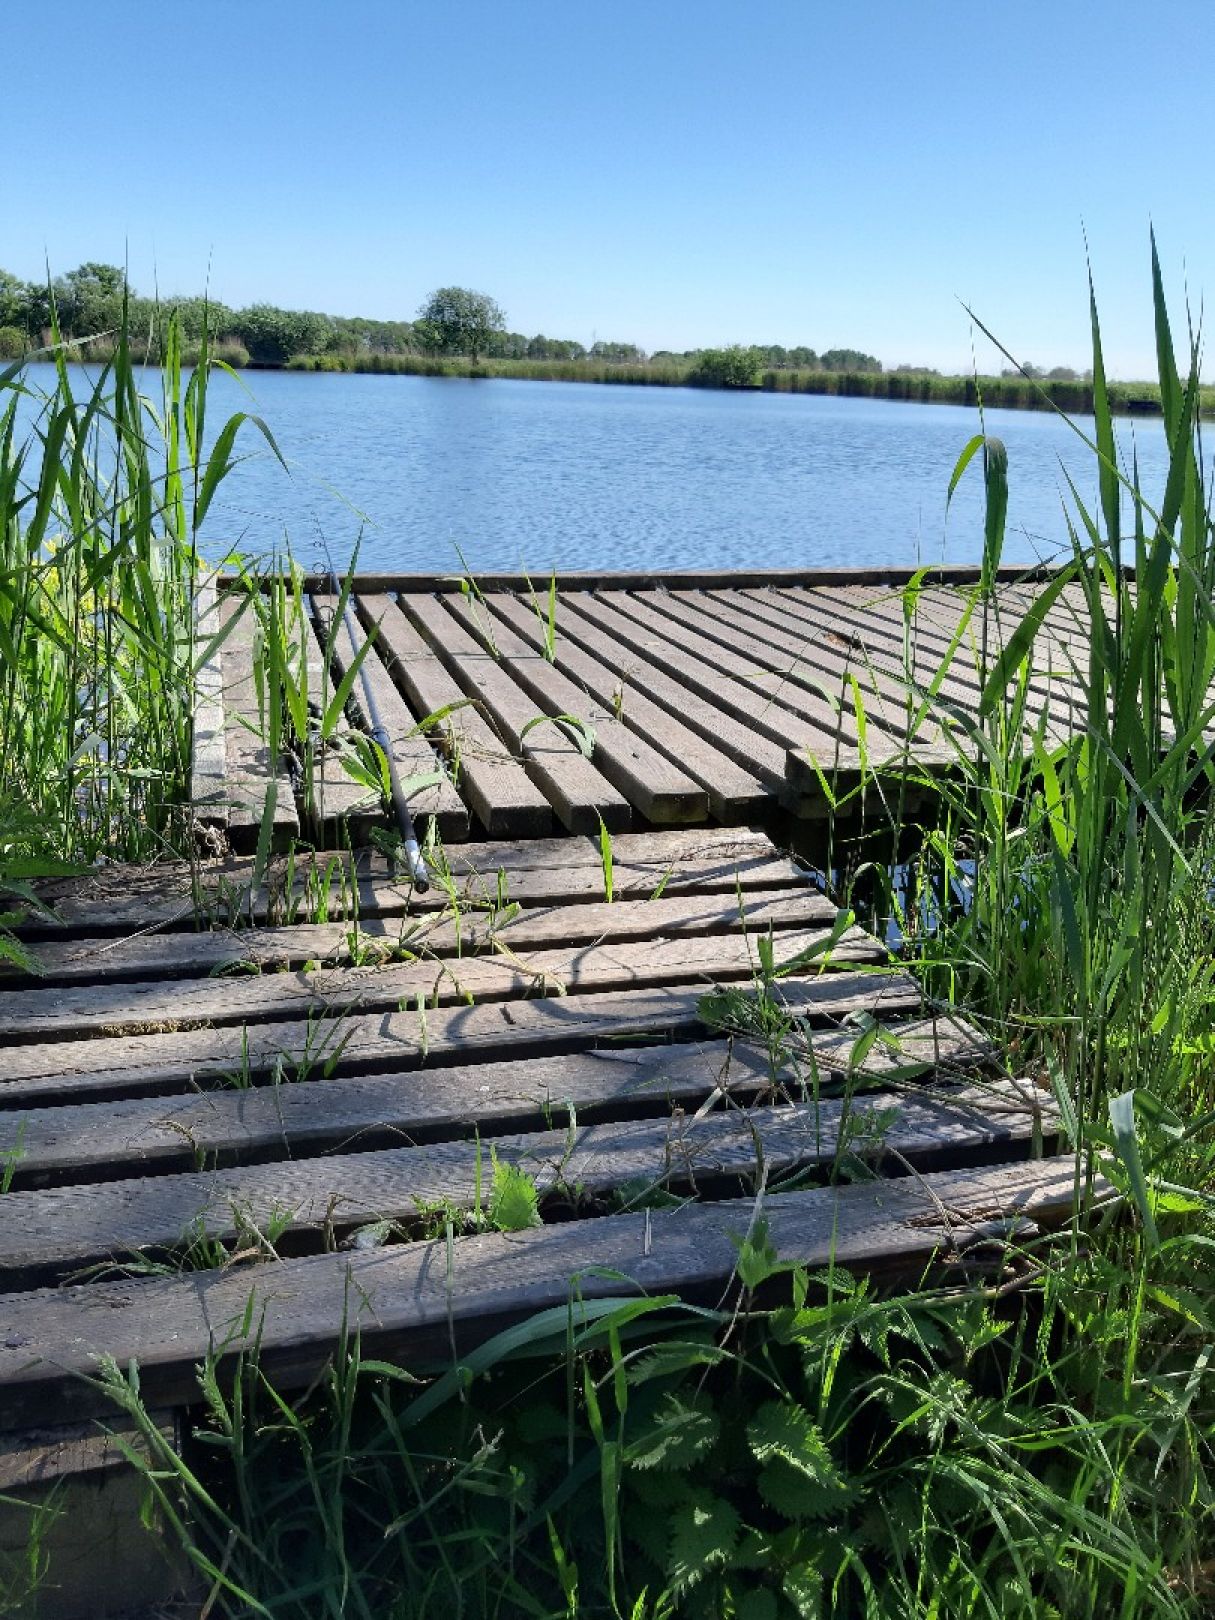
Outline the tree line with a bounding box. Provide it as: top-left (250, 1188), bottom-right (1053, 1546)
top-left (0, 265), bottom-right (888, 378)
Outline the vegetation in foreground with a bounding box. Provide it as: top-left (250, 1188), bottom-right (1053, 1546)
top-left (1, 241), bottom-right (1214, 1617)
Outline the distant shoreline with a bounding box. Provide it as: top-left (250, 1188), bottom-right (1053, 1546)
top-left (36, 350), bottom-right (1206, 417)
top-left (275, 354), bottom-right (1210, 417)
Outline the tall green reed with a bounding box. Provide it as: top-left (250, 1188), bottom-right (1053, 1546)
top-left (872, 237), bottom-right (1215, 1144)
top-left (0, 297), bottom-right (278, 875)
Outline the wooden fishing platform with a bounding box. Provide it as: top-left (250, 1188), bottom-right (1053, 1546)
top-left (1, 823), bottom-right (1076, 1419)
top-left (194, 565), bottom-right (1088, 847)
top-left (0, 566), bottom-right (1098, 1613)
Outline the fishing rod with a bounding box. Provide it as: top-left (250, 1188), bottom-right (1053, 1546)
top-left (322, 568), bottom-right (429, 891)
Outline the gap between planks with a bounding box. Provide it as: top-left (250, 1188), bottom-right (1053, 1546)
top-left (1, 1015), bottom-right (992, 1188)
top-left (0, 1079), bottom-right (1057, 1290)
top-left (0, 974), bottom-right (926, 1107)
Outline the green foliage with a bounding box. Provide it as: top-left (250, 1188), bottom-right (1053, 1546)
top-left (11, 241), bottom-right (1215, 1620)
top-left (0, 304), bottom-right (277, 876)
top-left (598, 814), bottom-right (614, 903)
top-left (232, 302), bottom-right (335, 363)
top-left (690, 345), bottom-right (762, 388)
top-left (415, 285), bottom-right (507, 362)
top-left (0, 326), bottom-right (25, 359)
top-left (102, 1234), bottom-right (1213, 1619)
top-left (487, 1150), bottom-right (543, 1232)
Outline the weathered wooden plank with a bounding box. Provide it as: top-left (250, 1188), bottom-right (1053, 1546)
top-left (550, 594), bottom-right (794, 794)
top-left (223, 565), bottom-right (1060, 594)
top-left (663, 588), bottom-right (929, 744)
top-left (1, 1016), bottom-right (990, 1187)
top-left (0, 973), bottom-right (925, 1106)
top-left (0, 1080), bottom-right (1055, 1288)
top-left (0, 1412), bottom-right (177, 1489)
top-left (359, 595), bottom-right (552, 838)
top-left (722, 587), bottom-right (994, 729)
top-left (827, 581), bottom-right (1089, 706)
top-left (189, 578), bottom-right (227, 829)
top-left (481, 592), bottom-right (770, 821)
top-left (443, 593), bottom-right (710, 824)
top-left (314, 593), bottom-right (470, 839)
top-left (398, 591), bottom-right (632, 833)
top-left (18, 828), bottom-right (785, 937)
top-left (713, 586), bottom-right (1053, 769)
top-left (0, 924), bottom-right (882, 1042)
top-left (814, 585), bottom-right (1088, 735)
top-left (217, 589), bottom-right (300, 850)
top-left (576, 590), bottom-right (854, 760)
top-left (0, 1157), bottom-right (1097, 1425)
top-left (1, 888), bottom-right (835, 987)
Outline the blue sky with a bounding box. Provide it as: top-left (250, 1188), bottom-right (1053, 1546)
top-left (4, 0), bottom-right (1212, 376)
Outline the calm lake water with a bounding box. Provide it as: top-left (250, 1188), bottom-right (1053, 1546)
top-left (22, 365), bottom-right (1170, 576)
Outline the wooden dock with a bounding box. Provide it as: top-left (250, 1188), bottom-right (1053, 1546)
top-left (0, 567), bottom-right (1101, 1612)
top-left (2, 825), bottom-right (1076, 1429)
top-left (197, 566), bottom-right (1089, 847)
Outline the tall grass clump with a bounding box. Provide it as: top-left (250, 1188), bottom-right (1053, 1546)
top-left (0, 299), bottom-right (275, 886)
top-left (830, 236), bottom-right (1215, 1606)
top-left (873, 237), bottom-right (1215, 1149)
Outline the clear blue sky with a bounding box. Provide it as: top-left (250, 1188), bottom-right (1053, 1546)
top-left (5, 0), bottom-right (1212, 376)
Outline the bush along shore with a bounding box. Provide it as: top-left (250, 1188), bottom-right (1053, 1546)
top-left (2, 241), bottom-right (1214, 1617)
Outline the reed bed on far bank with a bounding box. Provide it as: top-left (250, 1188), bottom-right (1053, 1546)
top-left (285, 349), bottom-right (688, 386)
top-left (283, 347), bottom-right (1213, 417)
top-left (761, 363), bottom-right (1215, 416)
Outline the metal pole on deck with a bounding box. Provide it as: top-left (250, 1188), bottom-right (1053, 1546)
top-left (324, 573), bottom-right (429, 891)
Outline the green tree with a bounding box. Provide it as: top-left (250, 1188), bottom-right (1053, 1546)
top-left (0, 326), bottom-right (25, 359)
top-left (819, 347), bottom-right (882, 373)
top-left (57, 263), bottom-right (127, 338)
top-left (589, 340), bottom-right (644, 363)
top-left (690, 345), bottom-right (762, 388)
top-left (232, 304), bottom-right (335, 363)
top-left (416, 287), bottom-right (506, 362)
top-left (0, 271), bottom-right (26, 332)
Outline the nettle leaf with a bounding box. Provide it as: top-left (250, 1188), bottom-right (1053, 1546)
top-left (732, 1218), bottom-right (783, 1290)
top-left (783, 1563), bottom-right (825, 1619)
top-left (626, 1390), bottom-right (720, 1471)
top-left (488, 1152), bottom-right (542, 1232)
top-left (625, 1333), bottom-right (724, 1387)
top-left (908, 1371), bottom-right (973, 1444)
top-left (757, 1459), bottom-right (860, 1521)
top-left (665, 1494), bottom-right (740, 1592)
top-left (748, 1401), bottom-right (841, 1482)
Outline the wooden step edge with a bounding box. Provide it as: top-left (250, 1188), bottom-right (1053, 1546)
top-left (0, 1156), bottom-right (1110, 1428)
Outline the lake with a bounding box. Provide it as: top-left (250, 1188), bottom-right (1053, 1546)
top-left (22, 365), bottom-right (1170, 576)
